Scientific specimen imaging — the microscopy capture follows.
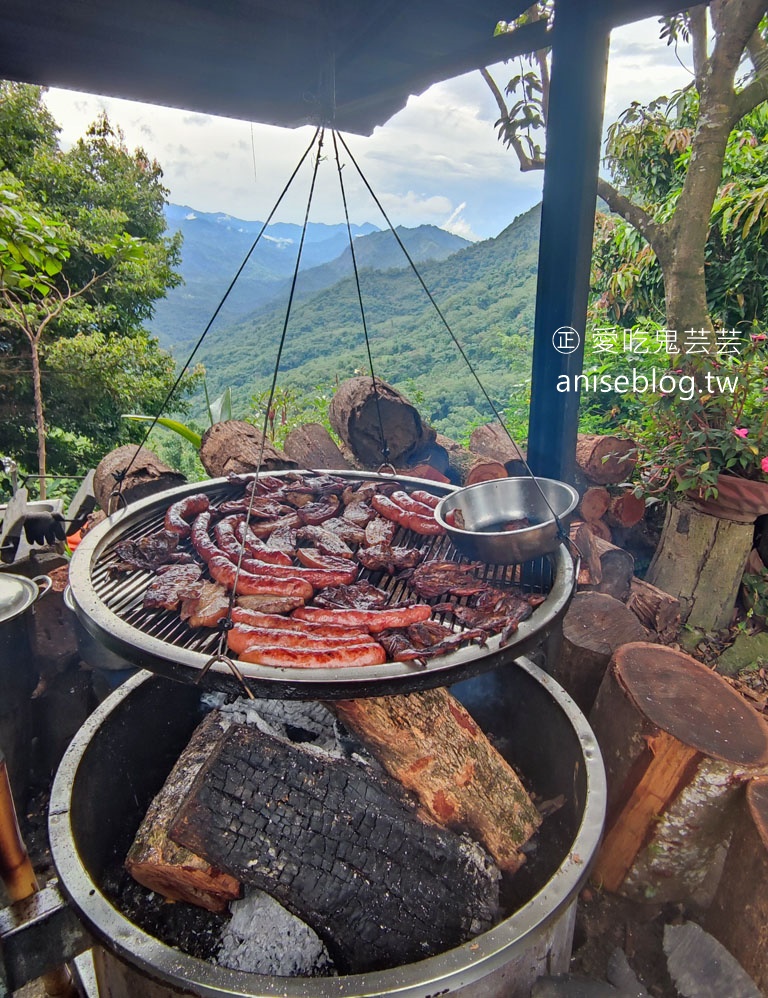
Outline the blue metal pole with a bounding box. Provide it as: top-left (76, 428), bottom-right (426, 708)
top-left (527, 2), bottom-right (610, 482)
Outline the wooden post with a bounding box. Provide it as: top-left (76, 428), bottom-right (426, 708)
top-left (705, 777), bottom-right (768, 991)
top-left (552, 591), bottom-right (648, 713)
top-left (589, 643), bottom-right (768, 903)
top-left (645, 502), bottom-right (755, 630)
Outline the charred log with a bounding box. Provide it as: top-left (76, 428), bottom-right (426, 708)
top-left (169, 723), bottom-right (500, 973)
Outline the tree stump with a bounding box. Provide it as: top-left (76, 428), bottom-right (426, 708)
top-left (589, 643), bottom-right (768, 903)
top-left (552, 592), bottom-right (649, 714)
top-left (199, 421), bottom-right (297, 477)
top-left (575, 434), bottom-right (636, 484)
top-left (282, 423), bottom-right (351, 470)
top-left (328, 377), bottom-right (435, 468)
top-left (705, 777), bottom-right (768, 992)
top-left (125, 711), bottom-right (241, 912)
top-left (93, 445), bottom-right (186, 513)
top-left (330, 687), bottom-right (541, 874)
top-left (645, 502), bottom-right (755, 630)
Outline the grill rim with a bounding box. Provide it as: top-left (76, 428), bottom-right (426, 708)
top-left (68, 471), bottom-right (576, 699)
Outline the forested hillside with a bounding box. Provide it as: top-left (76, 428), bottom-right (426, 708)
top-left (150, 207), bottom-right (467, 347)
top-left (189, 205), bottom-right (540, 439)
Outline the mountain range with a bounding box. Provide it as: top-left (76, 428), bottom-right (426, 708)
top-left (150, 206), bottom-right (469, 348)
top-left (149, 203), bottom-right (541, 440)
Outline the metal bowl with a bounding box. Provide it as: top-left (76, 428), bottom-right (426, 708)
top-left (434, 477), bottom-right (579, 564)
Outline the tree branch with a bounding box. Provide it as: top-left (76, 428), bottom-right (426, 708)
top-left (689, 6), bottom-right (709, 90)
top-left (480, 67), bottom-right (545, 172)
top-left (733, 67), bottom-right (768, 122)
top-left (746, 26), bottom-right (768, 75)
top-left (480, 67), bottom-right (508, 123)
top-left (596, 177), bottom-right (666, 254)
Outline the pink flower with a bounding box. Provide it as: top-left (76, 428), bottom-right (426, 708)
top-left (734, 427), bottom-right (749, 437)
top-left (762, 456), bottom-right (768, 474)
top-left (752, 333), bottom-right (767, 341)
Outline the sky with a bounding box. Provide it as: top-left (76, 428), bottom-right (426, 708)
top-left (40, 17), bottom-right (694, 242)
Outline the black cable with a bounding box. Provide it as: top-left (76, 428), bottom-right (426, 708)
top-left (331, 131), bottom-right (389, 464)
top-left (117, 127), bottom-right (321, 495)
top-left (336, 131), bottom-right (567, 537)
top-left (215, 127), bottom-right (327, 657)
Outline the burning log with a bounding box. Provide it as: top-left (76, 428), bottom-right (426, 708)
top-left (575, 434), bottom-right (636, 485)
top-left (93, 445), bottom-right (186, 513)
top-left (199, 421), bottom-right (297, 477)
top-left (706, 777), bottom-right (768, 992)
top-left (552, 592), bottom-right (649, 714)
top-left (589, 643), bottom-right (768, 903)
top-left (328, 377), bottom-right (436, 468)
top-left (169, 723), bottom-right (500, 974)
top-left (282, 422), bottom-right (351, 470)
top-left (125, 712), bottom-right (241, 913)
top-left (330, 686), bottom-right (541, 874)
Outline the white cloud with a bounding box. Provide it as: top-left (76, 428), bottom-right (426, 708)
top-left (38, 16), bottom-right (695, 240)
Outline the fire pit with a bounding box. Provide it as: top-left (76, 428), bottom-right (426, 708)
top-left (49, 660), bottom-right (605, 998)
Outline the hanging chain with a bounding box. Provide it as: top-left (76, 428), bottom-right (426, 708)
top-left (335, 132), bottom-right (569, 541)
top-left (331, 131), bottom-right (390, 469)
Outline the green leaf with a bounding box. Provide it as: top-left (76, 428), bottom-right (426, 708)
top-left (208, 387), bottom-right (232, 424)
top-left (122, 414), bottom-right (202, 448)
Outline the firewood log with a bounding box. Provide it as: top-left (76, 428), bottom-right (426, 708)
top-left (553, 592), bottom-right (649, 714)
top-left (578, 486), bottom-right (610, 523)
top-left (706, 777), bottom-right (768, 992)
top-left (589, 643), bottom-right (768, 903)
top-left (605, 490), bottom-right (646, 529)
top-left (282, 422), bottom-right (351, 470)
top-left (199, 420), bottom-right (297, 477)
top-left (627, 577), bottom-right (681, 641)
top-left (396, 463), bottom-right (451, 484)
top-left (572, 522), bottom-right (634, 600)
top-left (329, 686), bottom-right (541, 874)
top-left (575, 434), bottom-right (636, 485)
top-left (170, 723), bottom-right (500, 974)
top-left (125, 712), bottom-right (241, 912)
top-left (93, 445), bottom-right (186, 513)
top-left (328, 377), bottom-right (435, 468)
top-left (465, 459), bottom-right (508, 486)
top-left (468, 423), bottom-right (524, 465)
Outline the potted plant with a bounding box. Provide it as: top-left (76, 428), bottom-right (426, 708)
top-left (624, 331), bottom-right (768, 521)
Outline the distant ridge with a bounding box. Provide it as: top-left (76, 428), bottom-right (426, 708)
top-left (173, 203), bottom-right (542, 440)
top-left (150, 205), bottom-right (469, 347)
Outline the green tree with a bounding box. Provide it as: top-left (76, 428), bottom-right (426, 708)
top-left (485, 2), bottom-right (768, 337)
top-left (0, 180), bottom-right (146, 496)
top-left (0, 83), bottom-right (190, 494)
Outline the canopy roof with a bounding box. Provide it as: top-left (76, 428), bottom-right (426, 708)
top-left (3, 0), bottom-right (695, 134)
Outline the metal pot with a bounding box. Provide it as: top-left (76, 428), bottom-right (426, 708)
top-left (0, 572), bottom-right (51, 809)
top-left (50, 661), bottom-right (606, 998)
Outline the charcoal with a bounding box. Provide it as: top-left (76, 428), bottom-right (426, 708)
top-left (170, 723), bottom-right (500, 973)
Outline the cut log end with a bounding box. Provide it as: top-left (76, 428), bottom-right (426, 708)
top-left (614, 642), bottom-right (768, 767)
